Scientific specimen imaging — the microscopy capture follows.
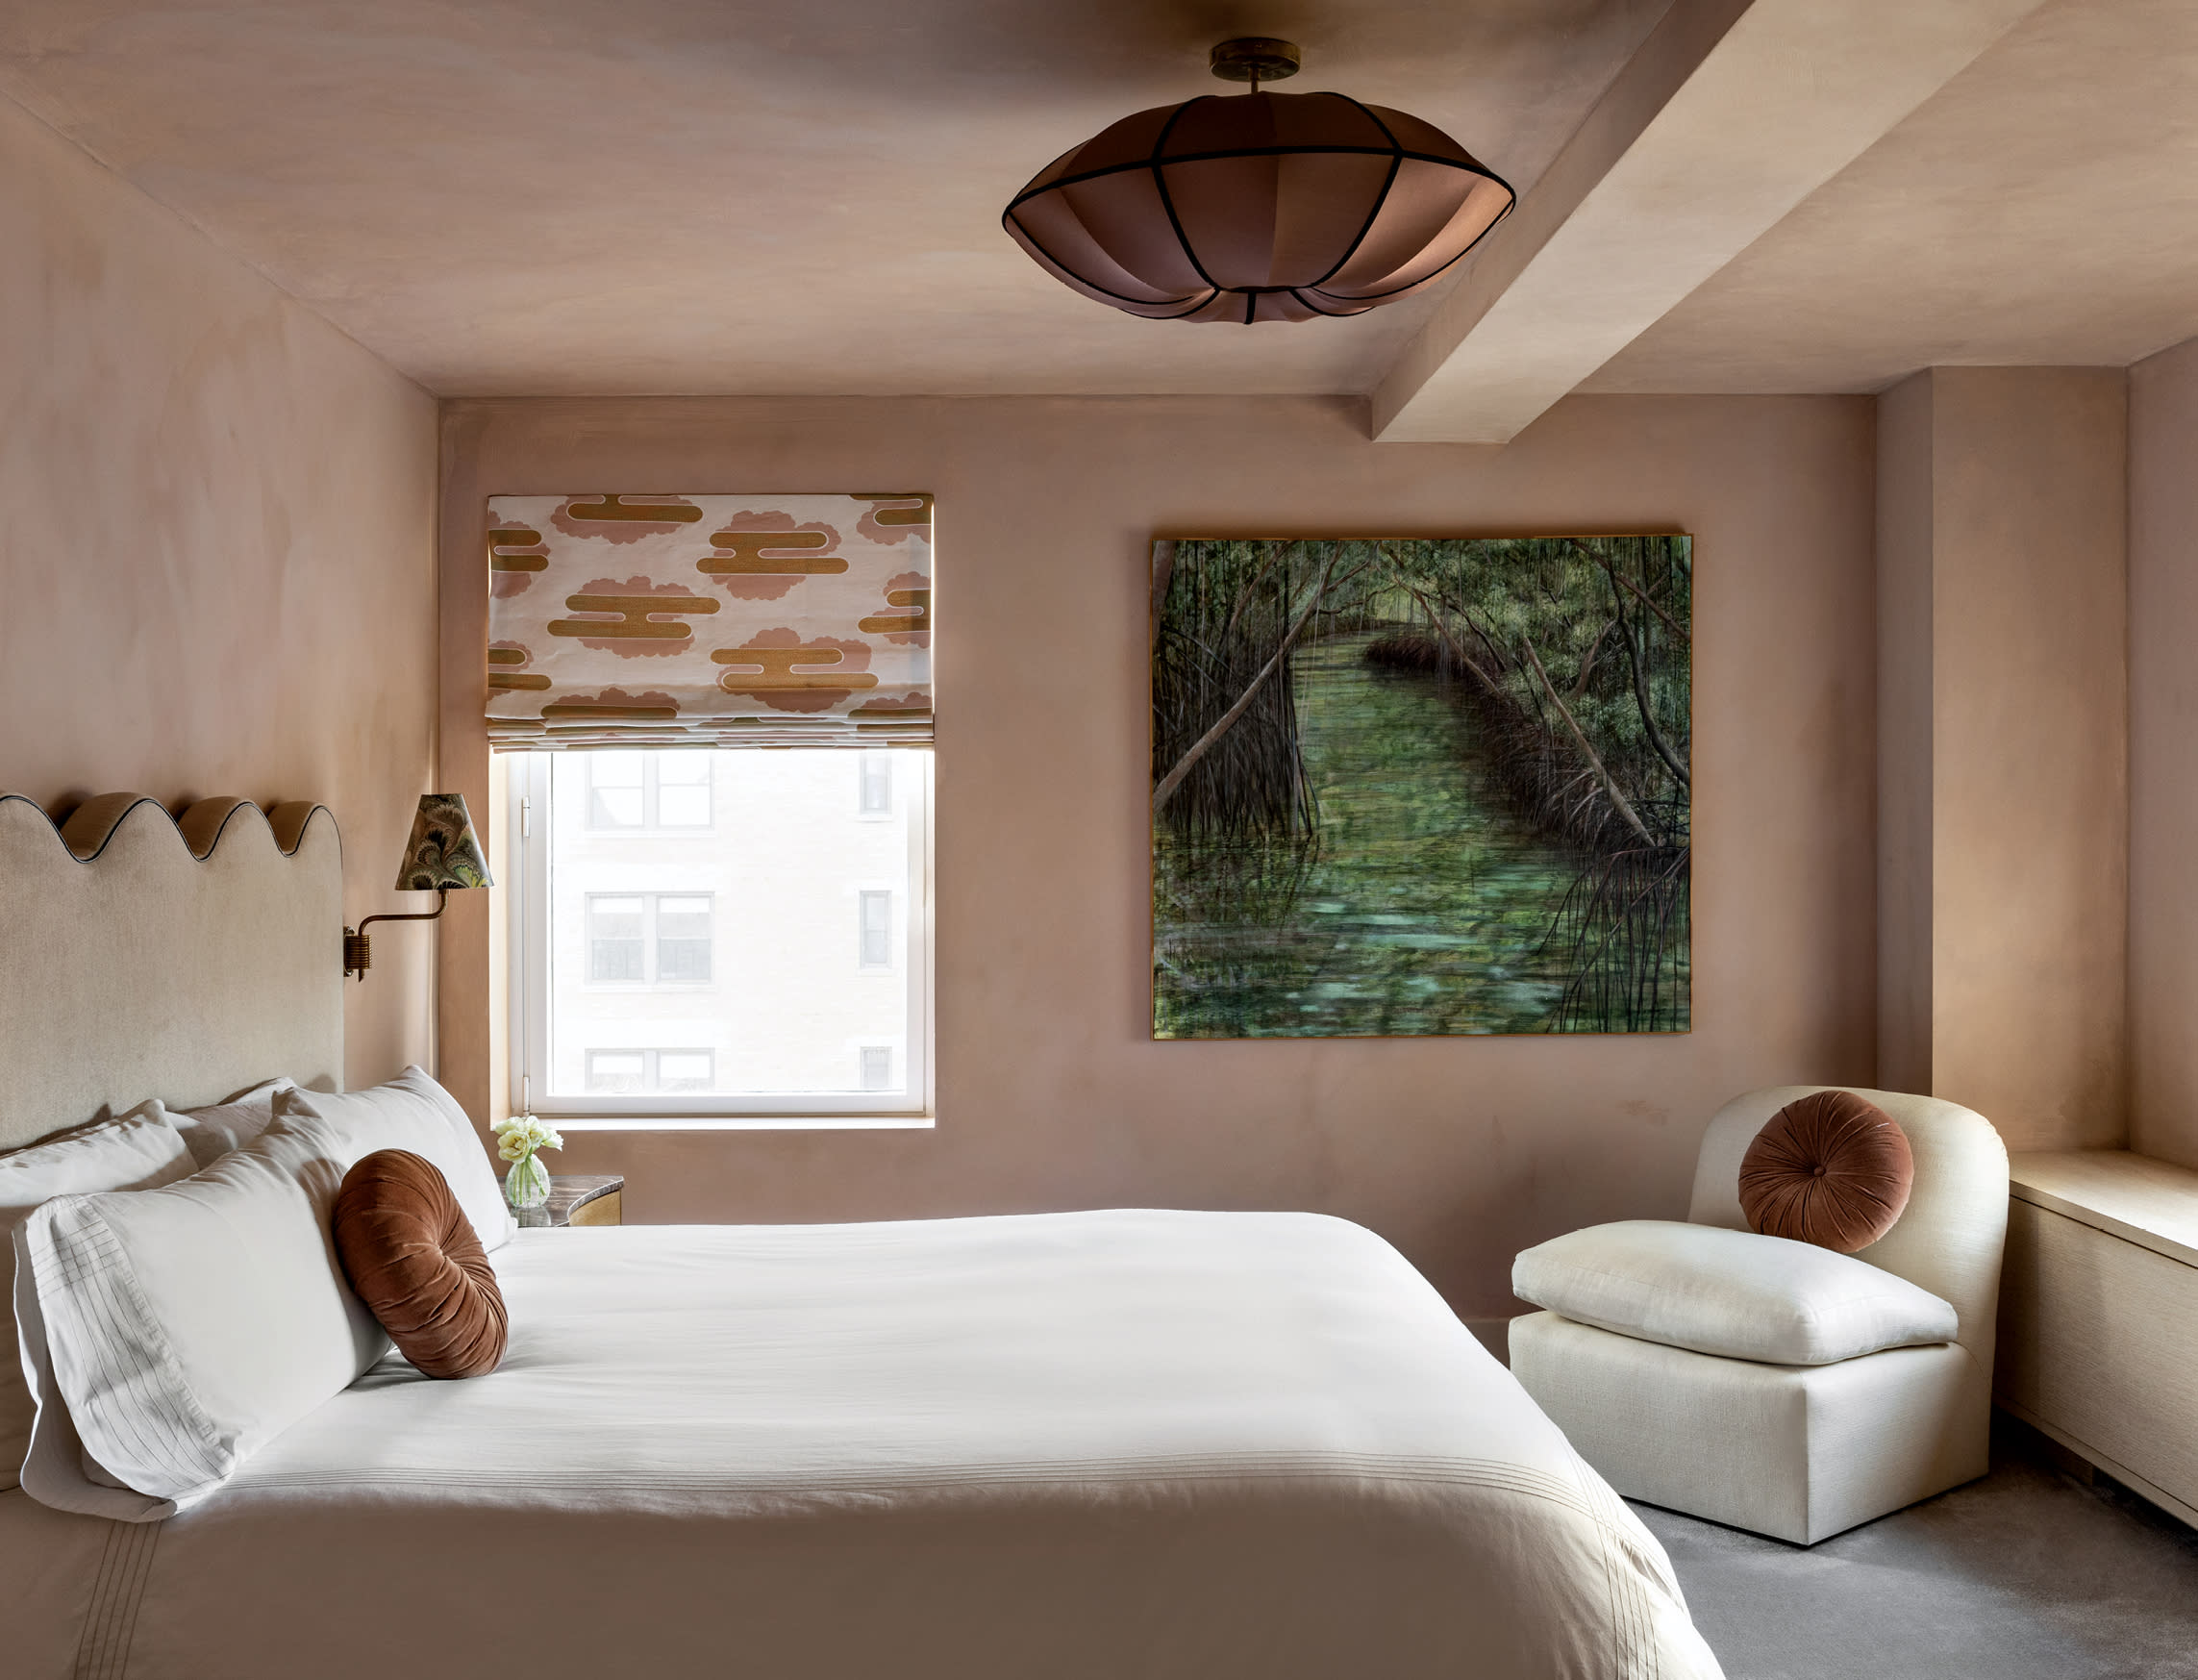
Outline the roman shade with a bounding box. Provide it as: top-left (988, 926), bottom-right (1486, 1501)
top-left (486, 492), bottom-right (933, 749)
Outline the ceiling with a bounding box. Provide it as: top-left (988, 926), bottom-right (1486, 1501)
top-left (0, 0), bottom-right (1670, 397)
top-left (1585, 0), bottom-right (2198, 393)
top-left (2, 0), bottom-right (2193, 411)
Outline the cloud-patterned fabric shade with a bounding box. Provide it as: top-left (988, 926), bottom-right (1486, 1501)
top-left (1004, 91), bottom-right (1513, 325)
top-left (485, 493), bottom-right (932, 749)
top-left (395, 794), bottom-right (492, 891)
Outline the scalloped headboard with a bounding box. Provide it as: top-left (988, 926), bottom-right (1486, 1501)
top-left (0, 793), bottom-right (344, 1150)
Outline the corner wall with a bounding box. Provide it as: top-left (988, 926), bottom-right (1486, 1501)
top-left (1876, 367), bottom-right (2129, 1152)
top-left (439, 392), bottom-right (1877, 1316)
top-left (2129, 335), bottom-right (2198, 1168)
top-left (0, 93), bottom-right (440, 1092)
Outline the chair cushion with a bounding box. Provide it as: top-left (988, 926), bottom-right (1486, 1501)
top-left (332, 1150), bottom-right (506, 1380)
top-left (1738, 1090), bottom-right (1914, 1253)
top-left (1511, 1219), bottom-right (1958, 1366)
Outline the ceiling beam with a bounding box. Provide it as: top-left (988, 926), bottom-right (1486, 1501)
top-left (1369, 0), bottom-right (2052, 444)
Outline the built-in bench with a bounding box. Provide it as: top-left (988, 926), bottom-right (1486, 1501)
top-left (1999, 1150), bottom-right (2198, 1528)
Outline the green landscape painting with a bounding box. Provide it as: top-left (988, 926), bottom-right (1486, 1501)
top-left (1151, 535), bottom-right (1690, 1040)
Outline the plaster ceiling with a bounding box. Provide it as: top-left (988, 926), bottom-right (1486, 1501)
top-left (1582, 0), bottom-right (2198, 393)
top-left (0, 0), bottom-right (1673, 397)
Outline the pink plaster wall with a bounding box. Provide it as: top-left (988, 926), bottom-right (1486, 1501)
top-left (437, 392), bottom-right (1878, 1316)
top-left (2129, 335), bottom-right (2198, 1168)
top-left (1926, 368), bottom-right (2128, 1151)
top-left (0, 92), bottom-right (440, 1091)
top-left (1875, 368), bottom-right (2129, 1152)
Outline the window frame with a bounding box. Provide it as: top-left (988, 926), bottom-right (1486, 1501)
top-left (510, 748), bottom-right (934, 1126)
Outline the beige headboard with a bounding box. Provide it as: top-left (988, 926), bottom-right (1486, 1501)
top-left (0, 793), bottom-right (344, 1151)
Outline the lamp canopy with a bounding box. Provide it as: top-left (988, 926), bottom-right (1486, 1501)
top-left (395, 793), bottom-right (491, 891)
top-left (1003, 40), bottom-right (1514, 326)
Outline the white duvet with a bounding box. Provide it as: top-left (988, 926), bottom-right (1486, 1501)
top-left (1, 1210), bottom-right (1720, 1679)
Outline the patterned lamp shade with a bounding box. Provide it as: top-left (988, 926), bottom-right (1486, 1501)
top-left (394, 794), bottom-right (492, 891)
top-left (1003, 71), bottom-right (1513, 325)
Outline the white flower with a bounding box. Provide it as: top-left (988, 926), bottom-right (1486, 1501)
top-left (493, 1115), bottom-right (561, 1156)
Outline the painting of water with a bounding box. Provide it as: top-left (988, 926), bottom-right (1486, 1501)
top-left (1151, 536), bottom-right (1690, 1039)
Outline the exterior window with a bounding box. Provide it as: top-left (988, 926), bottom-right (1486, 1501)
top-left (587, 754), bottom-right (645, 829)
top-left (587, 896), bottom-right (645, 981)
top-left (587, 751), bottom-right (712, 831)
top-left (585, 1049), bottom-right (647, 1091)
top-left (858, 890), bottom-right (893, 969)
top-left (586, 893), bottom-right (712, 985)
top-left (656, 895), bottom-right (713, 982)
top-left (858, 1045), bottom-right (893, 1091)
top-left (858, 751), bottom-right (893, 817)
top-left (656, 756), bottom-right (712, 827)
top-left (512, 748), bottom-right (931, 1119)
top-left (586, 1048), bottom-right (715, 1093)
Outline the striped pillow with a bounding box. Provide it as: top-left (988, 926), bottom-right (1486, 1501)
top-left (18, 1109), bottom-right (388, 1518)
top-left (0, 1111), bottom-right (195, 1493)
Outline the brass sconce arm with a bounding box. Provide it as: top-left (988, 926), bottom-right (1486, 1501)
top-left (343, 889), bottom-right (449, 981)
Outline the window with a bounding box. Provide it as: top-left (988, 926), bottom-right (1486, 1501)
top-left (586, 893), bottom-right (712, 986)
top-left (857, 751), bottom-right (893, 817)
top-left (587, 1048), bottom-right (715, 1093)
top-left (587, 896), bottom-right (645, 981)
top-left (512, 747), bottom-right (931, 1120)
top-left (858, 1045), bottom-right (894, 1091)
top-left (858, 890), bottom-right (894, 969)
top-left (587, 751), bottom-right (712, 830)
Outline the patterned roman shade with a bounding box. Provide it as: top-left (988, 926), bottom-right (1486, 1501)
top-left (485, 493), bottom-right (932, 749)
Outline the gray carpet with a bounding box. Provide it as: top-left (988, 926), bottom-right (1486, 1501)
top-left (1633, 1442), bottom-right (2198, 1680)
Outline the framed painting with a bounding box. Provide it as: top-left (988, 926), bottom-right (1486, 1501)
top-left (1151, 535), bottom-right (1691, 1039)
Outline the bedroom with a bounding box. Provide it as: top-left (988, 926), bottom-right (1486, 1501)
top-left (2, 1), bottom-right (2196, 1676)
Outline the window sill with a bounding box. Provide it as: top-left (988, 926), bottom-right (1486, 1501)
top-left (544, 1115), bottom-right (936, 1132)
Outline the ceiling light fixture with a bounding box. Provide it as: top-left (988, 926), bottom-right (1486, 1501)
top-left (1003, 38), bottom-right (1515, 326)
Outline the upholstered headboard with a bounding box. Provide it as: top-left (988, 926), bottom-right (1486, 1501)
top-left (0, 793), bottom-right (344, 1150)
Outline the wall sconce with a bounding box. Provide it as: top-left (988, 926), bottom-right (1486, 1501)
top-left (343, 793), bottom-right (492, 979)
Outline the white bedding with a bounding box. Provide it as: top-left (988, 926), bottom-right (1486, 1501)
top-left (1, 1211), bottom-right (1719, 1679)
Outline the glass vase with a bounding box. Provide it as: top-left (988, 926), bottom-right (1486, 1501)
top-left (504, 1151), bottom-right (551, 1211)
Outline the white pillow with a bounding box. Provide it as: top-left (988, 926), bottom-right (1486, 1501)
top-left (17, 1106), bottom-right (393, 1519)
top-left (1511, 1219), bottom-right (1959, 1367)
top-left (158, 1077), bottom-right (295, 1168)
top-left (0, 1112), bottom-right (195, 1492)
top-left (279, 1066), bottom-right (512, 1253)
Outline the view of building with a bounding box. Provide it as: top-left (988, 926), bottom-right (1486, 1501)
top-left (537, 747), bottom-right (922, 1100)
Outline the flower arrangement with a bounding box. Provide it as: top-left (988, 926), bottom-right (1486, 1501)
top-left (494, 1114), bottom-right (563, 1210)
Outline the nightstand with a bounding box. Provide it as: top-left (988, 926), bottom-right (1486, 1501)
top-left (516, 1173), bottom-right (624, 1229)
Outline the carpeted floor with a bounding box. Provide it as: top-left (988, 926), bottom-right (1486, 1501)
top-left (1633, 1437), bottom-right (2198, 1680)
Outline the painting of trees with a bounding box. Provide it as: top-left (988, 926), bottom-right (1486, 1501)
top-left (1152, 535), bottom-right (1690, 1038)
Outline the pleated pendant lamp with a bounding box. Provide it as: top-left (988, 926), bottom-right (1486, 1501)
top-left (1004, 38), bottom-right (1515, 325)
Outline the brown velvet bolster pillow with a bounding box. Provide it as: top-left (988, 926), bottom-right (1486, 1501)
top-left (333, 1149), bottom-right (507, 1379)
top-left (1738, 1091), bottom-right (1915, 1254)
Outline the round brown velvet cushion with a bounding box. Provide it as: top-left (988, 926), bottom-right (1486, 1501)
top-left (332, 1149), bottom-right (507, 1379)
top-left (1738, 1091), bottom-right (1915, 1254)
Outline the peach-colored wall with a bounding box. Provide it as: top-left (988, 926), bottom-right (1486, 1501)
top-left (1876, 373), bottom-right (1936, 1095)
top-left (2129, 334), bottom-right (2198, 1169)
top-left (438, 392), bottom-right (1876, 1316)
top-left (1876, 367), bottom-right (2129, 1152)
top-left (0, 92), bottom-right (440, 1091)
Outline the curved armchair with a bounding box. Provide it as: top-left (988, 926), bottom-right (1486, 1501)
top-left (1510, 1086), bottom-right (2010, 1544)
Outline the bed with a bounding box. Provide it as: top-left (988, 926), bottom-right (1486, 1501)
top-left (0, 793), bottom-right (1720, 1679)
